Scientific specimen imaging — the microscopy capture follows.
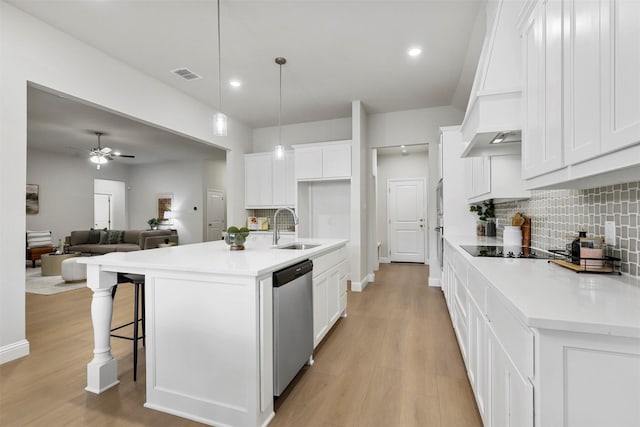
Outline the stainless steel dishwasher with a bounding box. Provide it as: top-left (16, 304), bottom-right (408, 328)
top-left (273, 259), bottom-right (313, 396)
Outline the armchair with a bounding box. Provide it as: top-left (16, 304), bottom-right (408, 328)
top-left (26, 230), bottom-right (56, 268)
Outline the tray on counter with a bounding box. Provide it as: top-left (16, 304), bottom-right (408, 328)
top-left (547, 249), bottom-right (622, 275)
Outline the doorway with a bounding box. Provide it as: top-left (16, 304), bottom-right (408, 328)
top-left (206, 189), bottom-right (225, 241)
top-left (387, 178), bottom-right (426, 263)
top-left (94, 179), bottom-right (126, 230)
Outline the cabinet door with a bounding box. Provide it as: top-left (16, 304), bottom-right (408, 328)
top-left (488, 328), bottom-right (534, 427)
top-left (245, 154), bottom-right (273, 208)
top-left (313, 272), bottom-right (329, 347)
top-left (467, 299), bottom-right (488, 424)
top-left (322, 143), bottom-right (351, 178)
top-left (327, 268), bottom-right (341, 325)
top-left (272, 152), bottom-right (294, 207)
top-left (564, 0), bottom-right (603, 164)
top-left (285, 151), bottom-right (296, 206)
top-left (522, 0), bottom-right (564, 179)
top-left (600, 0), bottom-right (640, 153)
top-left (465, 157), bottom-right (490, 200)
top-left (295, 147), bottom-right (323, 180)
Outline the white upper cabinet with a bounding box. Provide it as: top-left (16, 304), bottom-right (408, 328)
top-left (522, 0), bottom-right (564, 178)
top-left (600, 0), bottom-right (640, 153)
top-left (293, 140), bottom-right (352, 181)
top-left (520, 0), bottom-right (640, 189)
top-left (466, 155), bottom-right (531, 203)
top-left (245, 151), bottom-right (295, 208)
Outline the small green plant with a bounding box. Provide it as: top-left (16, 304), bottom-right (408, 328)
top-left (469, 200), bottom-right (495, 221)
top-left (147, 218), bottom-right (159, 228)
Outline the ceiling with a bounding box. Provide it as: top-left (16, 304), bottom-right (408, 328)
top-left (12, 0), bottom-right (485, 162)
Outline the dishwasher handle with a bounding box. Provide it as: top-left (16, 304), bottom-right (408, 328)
top-left (273, 260), bottom-right (313, 287)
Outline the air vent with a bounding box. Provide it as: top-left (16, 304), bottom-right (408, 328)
top-left (171, 68), bottom-right (202, 81)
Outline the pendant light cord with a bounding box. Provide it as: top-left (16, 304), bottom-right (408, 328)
top-left (278, 61), bottom-right (282, 145)
top-left (217, 0), bottom-right (223, 113)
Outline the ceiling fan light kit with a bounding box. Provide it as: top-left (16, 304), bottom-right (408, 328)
top-left (89, 131), bottom-right (134, 170)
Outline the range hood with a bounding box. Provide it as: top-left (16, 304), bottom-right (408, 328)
top-left (460, 0), bottom-right (524, 158)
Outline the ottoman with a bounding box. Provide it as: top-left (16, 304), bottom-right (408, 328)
top-left (61, 257), bottom-right (87, 282)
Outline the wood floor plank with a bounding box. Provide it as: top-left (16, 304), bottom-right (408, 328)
top-left (1, 263), bottom-right (481, 427)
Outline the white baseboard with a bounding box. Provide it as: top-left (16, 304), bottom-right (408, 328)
top-left (0, 339), bottom-right (29, 364)
top-left (350, 276), bottom-right (369, 292)
top-left (368, 272), bottom-right (375, 282)
top-left (379, 257), bottom-right (390, 264)
top-left (428, 277), bottom-right (441, 287)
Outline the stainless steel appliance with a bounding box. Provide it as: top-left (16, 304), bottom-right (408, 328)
top-left (273, 259), bottom-right (313, 396)
top-left (460, 245), bottom-right (553, 259)
top-left (435, 179), bottom-right (444, 268)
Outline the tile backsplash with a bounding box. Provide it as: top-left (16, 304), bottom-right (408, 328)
top-left (246, 209), bottom-right (297, 231)
top-left (494, 181), bottom-right (639, 277)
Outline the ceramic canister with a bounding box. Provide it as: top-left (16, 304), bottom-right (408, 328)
top-left (503, 226), bottom-right (523, 246)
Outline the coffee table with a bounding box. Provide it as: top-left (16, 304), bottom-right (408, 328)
top-left (41, 252), bottom-right (81, 276)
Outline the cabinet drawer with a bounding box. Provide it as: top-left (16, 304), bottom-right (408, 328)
top-left (312, 247), bottom-right (346, 278)
top-left (487, 288), bottom-right (534, 379)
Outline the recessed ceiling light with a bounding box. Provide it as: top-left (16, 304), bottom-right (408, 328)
top-left (408, 47), bottom-right (422, 57)
top-left (229, 80), bottom-right (241, 88)
top-left (401, 145), bottom-right (406, 148)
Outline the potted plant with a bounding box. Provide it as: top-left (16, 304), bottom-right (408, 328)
top-left (469, 200), bottom-right (496, 236)
top-left (147, 217), bottom-right (160, 230)
top-left (224, 226), bottom-right (250, 250)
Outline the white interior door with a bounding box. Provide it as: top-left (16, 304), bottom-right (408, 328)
top-left (206, 189), bottom-right (225, 241)
top-left (94, 193), bottom-right (112, 229)
top-left (388, 179), bottom-right (426, 263)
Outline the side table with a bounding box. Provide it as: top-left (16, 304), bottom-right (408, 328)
top-left (41, 252), bottom-right (81, 276)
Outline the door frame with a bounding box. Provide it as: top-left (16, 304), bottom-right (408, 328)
top-left (386, 177), bottom-right (428, 264)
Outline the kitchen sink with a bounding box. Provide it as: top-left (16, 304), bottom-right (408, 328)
top-left (275, 243), bottom-right (321, 250)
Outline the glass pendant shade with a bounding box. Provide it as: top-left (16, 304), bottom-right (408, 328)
top-left (90, 154), bottom-right (108, 164)
top-left (274, 144), bottom-right (284, 160)
top-left (213, 112), bottom-right (228, 136)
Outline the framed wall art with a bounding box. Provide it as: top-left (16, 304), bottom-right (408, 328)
top-left (157, 193), bottom-right (173, 224)
top-left (26, 184), bottom-right (39, 215)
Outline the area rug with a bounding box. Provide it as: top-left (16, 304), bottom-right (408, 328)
top-left (25, 268), bottom-right (87, 295)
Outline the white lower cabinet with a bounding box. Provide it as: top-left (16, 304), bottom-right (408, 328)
top-left (488, 327), bottom-right (534, 427)
top-left (311, 247), bottom-right (348, 348)
top-left (444, 241), bottom-right (640, 427)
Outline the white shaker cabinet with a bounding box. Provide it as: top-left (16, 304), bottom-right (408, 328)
top-left (311, 246), bottom-right (348, 348)
top-left (245, 152), bottom-right (273, 208)
top-left (245, 151), bottom-right (295, 208)
top-left (466, 155), bottom-right (531, 203)
top-left (520, 0), bottom-right (640, 188)
top-left (521, 0), bottom-right (563, 179)
top-left (293, 140), bottom-right (351, 181)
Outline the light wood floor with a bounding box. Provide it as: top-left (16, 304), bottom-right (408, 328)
top-left (0, 263), bottom-right (481, 426)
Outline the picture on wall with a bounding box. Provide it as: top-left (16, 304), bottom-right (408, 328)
top-left (157, 193), bottom-right (173, 224)
top-left (26, 184), bottom-right (39, 215)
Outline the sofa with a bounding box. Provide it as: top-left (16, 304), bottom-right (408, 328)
top-left (65, 229), bottom-right (178, 256)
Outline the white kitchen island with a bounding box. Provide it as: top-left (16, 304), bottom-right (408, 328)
top-left (79, 238), bottom-right (348, 427)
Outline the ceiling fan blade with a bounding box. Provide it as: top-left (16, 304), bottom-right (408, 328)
top-left (100, 147), bottom-right (112, 154)
top-left (113, 153), bottom-right (135, 158)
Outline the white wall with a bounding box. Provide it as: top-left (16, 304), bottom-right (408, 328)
top-left (26, 149), bottom-right (131, 246)
top-left (128, 160), bottom-right (208, 245)
top-left (0, 1), bottom-right (251, 364)
top-left (377, 150), bottom-right (429, 260)
top-left (252, 117), bottom-right (351, 152)
top-left (351, 101), bottom-right (369, 291)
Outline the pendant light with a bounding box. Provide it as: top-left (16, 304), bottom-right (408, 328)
top-left (213, 0), bottom-right (227, 136)
top-left (274, 57), bottom-right (286, 159)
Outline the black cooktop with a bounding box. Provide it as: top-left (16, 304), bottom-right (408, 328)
top-left (460, 245), bottom-right (554, 259)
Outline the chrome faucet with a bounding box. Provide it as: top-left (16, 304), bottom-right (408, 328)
top-left (273, 207), bottom-right (299, 245)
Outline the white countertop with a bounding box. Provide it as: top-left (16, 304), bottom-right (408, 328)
top-left (78, 238), bottom-right (348, 278)
top-left (445, 234), bottom-right (640, 338)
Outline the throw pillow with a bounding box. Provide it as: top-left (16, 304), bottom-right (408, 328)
top-left (98, 230), bottom-right (109, 244)
top-left (107, 230), bottom-right (122, 244)
top-left (88, 229), bottom-right (101, 244)
top-left (26, 230), bottom-right (52, 248)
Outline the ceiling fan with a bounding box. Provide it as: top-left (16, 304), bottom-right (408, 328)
top-left (89, 131), bottom-right (135, 170)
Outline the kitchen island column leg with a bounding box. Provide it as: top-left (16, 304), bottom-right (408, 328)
top-left (85, 267), bottom-right (119, 394)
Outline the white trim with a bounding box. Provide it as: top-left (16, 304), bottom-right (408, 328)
top-left (379, 257), bottom-right (391, 263)
top-left (0, 339), bottom-right (29, 364)
top-left (350, 276), bottom-right (369, 292)
top-left (368, 272), bottom-right (375, 283)
top-left (428, 277), bottom-right (441, 287)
